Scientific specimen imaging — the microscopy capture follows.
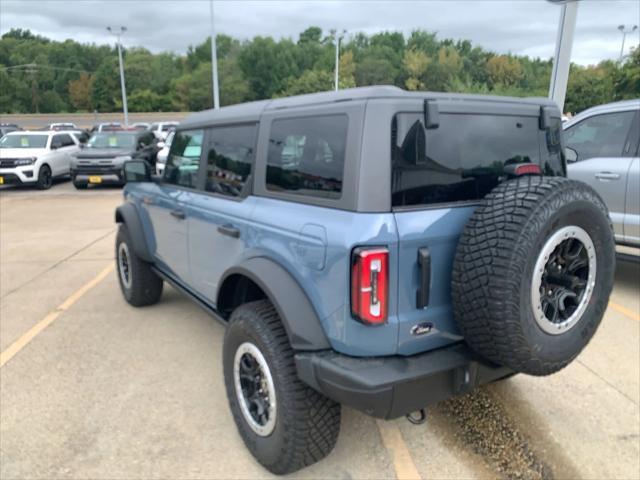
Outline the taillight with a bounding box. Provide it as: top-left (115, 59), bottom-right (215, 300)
top-left (351, 247), bottom-right (389, 325)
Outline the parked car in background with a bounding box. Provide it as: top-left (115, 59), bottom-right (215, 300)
top-left (91, 122), bottom-right (122, 133)
top-left (47, 122), bottom-right (77, 131)
top-left (0, 123), bottom-right (21, 138)
top-left (150, 121), bottom-right (179, 140)
top-left (565, 99), bottom-right (640, 247)
top-left (155, 129), bottom-right (174, 176)
top-left (71, 130), bottom-right (160, 189)
top-left (0, 130), bottom-right (81, 189)
top-left (131, 122), bottom-right (151, 131)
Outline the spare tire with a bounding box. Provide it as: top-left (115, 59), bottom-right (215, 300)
top-left (451, 176), bottom-right (615, 376)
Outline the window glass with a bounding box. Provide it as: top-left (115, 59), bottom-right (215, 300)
top-left (564, 111), bottom-right (635, 160)
top-left (56, 134), bottom-right (75, 147)
top-left (0, 134), bottom-right (47, 149)
top-left (164, 129), bottom-right (203, 188)
top-left (87, 132), bottom-right (136, 149)
top-left (266, 115), bottom-right (347, 199)
top-left (392, 113), bottom-right (542, 207)
top-left (204, 124), bottom-right (257, 198)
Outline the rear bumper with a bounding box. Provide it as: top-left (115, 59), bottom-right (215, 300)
top-left (295, 343), bottom-right (512, 419)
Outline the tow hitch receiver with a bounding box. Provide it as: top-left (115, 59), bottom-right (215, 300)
top-left (406, 408), bottom-right (427, 425)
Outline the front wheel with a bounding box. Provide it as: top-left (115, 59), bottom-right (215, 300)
top-left (36, 165), bottom-right (53, 190)
top-left (223, 300), bottom-right (341, 475)
top-left (115, 224), bottom-right (163, 307)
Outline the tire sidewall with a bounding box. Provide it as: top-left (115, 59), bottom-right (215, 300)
top-left (222, 312), bottom-right (291, 469)
top-left (115, 226), bottom-right (134, 303)
top-left (518, 196), bottom-right (615, 364)
top-left (37, 165), bottom-right (52, 190)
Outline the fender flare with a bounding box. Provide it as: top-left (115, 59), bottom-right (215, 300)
top-left (115, 203), bottom-right (153, 263)
top-left (219, 257), bottom-right (331, 351)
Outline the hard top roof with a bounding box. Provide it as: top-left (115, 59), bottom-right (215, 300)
top-left (180, 85), bottom-right (558, 129)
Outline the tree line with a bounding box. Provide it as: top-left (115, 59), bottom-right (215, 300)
top-left (0, 27), bottom-right (637, 116)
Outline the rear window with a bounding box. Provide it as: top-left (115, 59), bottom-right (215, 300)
top-left (391, 113), bottom-right (561, 207)
top-left (266, 115), bottom-right (347, 200)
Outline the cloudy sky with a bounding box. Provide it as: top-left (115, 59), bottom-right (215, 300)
top-left (1, 0), bottom-right (639, 66)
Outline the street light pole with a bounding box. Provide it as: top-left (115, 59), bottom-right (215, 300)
top-left (547, 0), bottom-right (579, 112)
top-left (106, 26), bottom-right (129, 126)
top-left (618, 25), bottom-right (638, 62)
top-left (210, 0), bottom-right (220, 109)
top-left (333, 29), bottom-right (346, 91)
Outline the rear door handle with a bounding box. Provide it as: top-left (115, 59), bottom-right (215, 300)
top-left (170, 209), bottom-right (186, 220)
top-left (595, 172), bottom-right (621, 181)
top-left (218, 224), bottom-right (240, 238)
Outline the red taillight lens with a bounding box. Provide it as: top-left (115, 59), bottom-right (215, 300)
top-left (351, 247), bottom-right (389, 325)
top-left (514, 163), bottom-right (542, 176)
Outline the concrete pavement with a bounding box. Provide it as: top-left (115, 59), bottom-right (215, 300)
top-left (1, 181), bottom-right (638, 479)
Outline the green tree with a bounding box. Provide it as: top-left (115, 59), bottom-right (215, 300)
top-left (68, 73), bottom-right (93, 111)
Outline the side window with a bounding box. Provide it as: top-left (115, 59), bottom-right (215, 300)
top-left (57, 134), bottom-right (75, 147)
top-left (204, 124), bottom-right (257, 198)
top-left (164, 130), bottom-right (203, 188)
top-left (266, 115), bottom-right (348, 199)
top-left (51, 134), bottom-right (63, 149)
top-left (564, 111), bottom-right (635, 160)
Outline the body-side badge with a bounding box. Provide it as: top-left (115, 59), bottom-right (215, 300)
top-left (411, 322), bottom-right (433, 336)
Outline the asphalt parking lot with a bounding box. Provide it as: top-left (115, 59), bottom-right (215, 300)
top-left (1, 180), bottom-right (639, 480)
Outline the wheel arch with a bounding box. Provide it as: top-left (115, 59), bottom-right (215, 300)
top-left (218, 258), bottom-right (331, 351)
top-left (115, 203), bottom-right (153, 263)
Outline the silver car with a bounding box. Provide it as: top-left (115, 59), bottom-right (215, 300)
top-left (564, 99), bottom-right (640, 247)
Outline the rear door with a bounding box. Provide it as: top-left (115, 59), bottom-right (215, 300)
top-left (623, 114), bottom-right (640, 245)
top-left (142, 129), bottom-right (203, 282)
top-left (186, 124), bottom-right (259, 302)
top-left (565, 110), bottom-right (637, 242)
top-left (391, 104), bottom-right (564, 355)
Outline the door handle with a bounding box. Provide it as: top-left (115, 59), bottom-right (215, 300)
top-left (218, 224), bottom-right (240, 238)
top-left (170, 209), bottom-right (186, 220)
top-left (595, 172), bottom-right (620, 181)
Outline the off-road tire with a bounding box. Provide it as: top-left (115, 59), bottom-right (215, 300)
top-left (36, 165), bottom-right (53, 190)
top-left (115, 224), bottom-right (163, 307)
top-left (223, 300), bottom-right (341, 475)
top-left (452, 177), bottom-right (615, 376)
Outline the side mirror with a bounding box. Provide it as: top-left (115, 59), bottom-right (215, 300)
top-left (157, 141), bottom-right (165, 149)
top-left (124, 160), bottom-right (151, 183)
top-left (565, 147), bottom-right (578, 163)
top-left (50, 142), bottom-right (61, 150)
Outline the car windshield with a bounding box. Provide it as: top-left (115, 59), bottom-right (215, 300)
top-left (87, 132), bottom-right (136, 149)
top-left (0, 134), bottom-right (48, 149)
top-left (161, 124), bottom-right (175, 131)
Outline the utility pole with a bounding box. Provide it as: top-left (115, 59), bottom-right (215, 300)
top-left (333, 29), bottom-right (346, 91)
top-left (547, 0), bottom-right (579, 112)
top-left (618, 25), bottom-right (638, 62)
top-left (106, 26), bottom-right (129, 126)
top-left (210, 0), bottom-right (220, 109)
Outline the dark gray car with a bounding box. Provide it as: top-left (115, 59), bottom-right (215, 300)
top-left (71, 130), bottom-right (160, 189)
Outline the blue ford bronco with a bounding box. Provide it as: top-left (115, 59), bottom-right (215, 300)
top-left (115, 86), bottom-right (615, 474)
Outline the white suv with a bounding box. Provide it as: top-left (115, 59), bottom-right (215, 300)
top-left (0, 131), bottom-right (81, 189)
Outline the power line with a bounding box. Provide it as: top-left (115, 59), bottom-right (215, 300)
top-left (0, 63), bottom-right (94, 74)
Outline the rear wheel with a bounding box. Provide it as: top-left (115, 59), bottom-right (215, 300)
top-left (36, 165), bottom-right (52, 190)
top-left (223, 300), bottom-right (341, 475)
top-left (115, 224), bottom-right (163, 306)
top-left (452, 177), bottom-right (615, 376)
